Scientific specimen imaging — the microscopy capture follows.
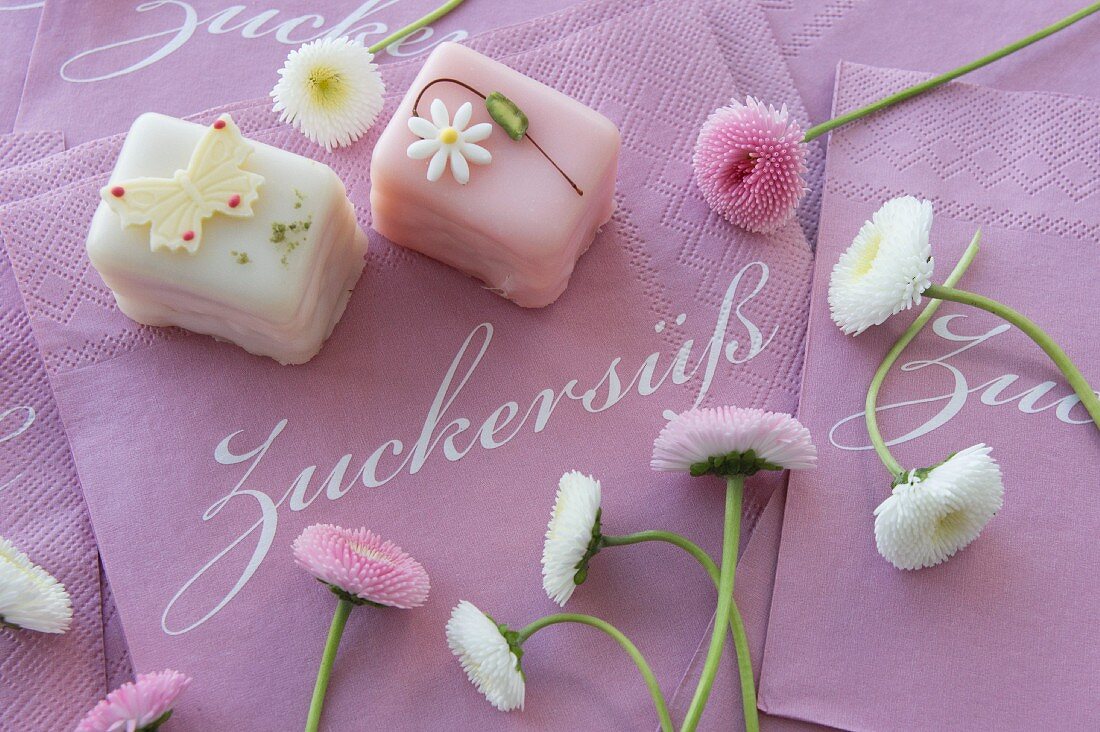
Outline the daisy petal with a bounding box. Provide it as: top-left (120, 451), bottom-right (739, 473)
top-left (452, 102), bottom-right (473, 131)
top-left (651, 406), bottom-right (816, 474)
top-left (408, 116), bottom-right (439, 140)
top-left (76, 670), bottom-right (192, 732)
top-left (462, 123), bottom-right (493, 143)
top-left (462, 143), bottom-right (492, 166)
top-left (450, 148), bottom-right (470, 185)
top-left (542, 472), bottom-right (601, 606)
top-left (407, 139), bottom-right (441, 160)
top-left (447, 601), bottom-right (525, 712)
top-left (427, 148), bottom-right (448, 182)
top-left (430, 98), bottom-right (450, 129)
top-left (292, 524), bottom-right (429, 607)
top-left (0, 537), bottom-right (72, 633)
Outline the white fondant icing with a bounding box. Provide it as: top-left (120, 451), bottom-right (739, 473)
top-left (87, 113), bottom-right (368, 364)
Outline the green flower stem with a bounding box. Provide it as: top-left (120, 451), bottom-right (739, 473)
top-left (602, 531), bottom-right (758, 732)
top-left (367, 0), bottom-right (467, 54)
top-left (516, 613), bottom-right (674, 732)
top-left (681, 475), bottom-right (744, 732)
top-left (924, 283), bottom-right (1100, 431)
top-left (602, 531), bottom-right (719, 579)
top-left (865, 230), bottom-right (982, 479)
top-left (305, 598), bottom-right (353, 732)
top-left (803, 2), bottom-right (1100, 142)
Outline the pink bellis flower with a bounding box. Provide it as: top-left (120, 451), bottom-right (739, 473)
top-left (653, 406), bottom-right (815, 732)
top-left (76, 670), bottom-right (191, 732)
top-left (693, 4), bottom-right (1100, 232)
top-left (293, 524), bottom-right (430, 731)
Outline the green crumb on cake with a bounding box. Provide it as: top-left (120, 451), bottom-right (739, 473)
top-left (294, 189), bottom-right (306, 209)
top-left (269, 214), bottom-right (313, 267)
top-left (270, 222), bottom-right (287, 243)
top-left (230, 250), bottom-right (251, 264)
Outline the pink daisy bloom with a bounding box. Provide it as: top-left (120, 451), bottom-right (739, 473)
top-left (76, 670), bottom-right (191, 732)
top-left (652, 406), bottom-right (816, 477)
top-left (693, 97), bottom-right (808, 233)
top-left (292, 524), bottom-right (429, 608)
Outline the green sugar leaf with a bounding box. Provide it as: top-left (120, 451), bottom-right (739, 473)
top-left (485, 92), bottom-right (528, 141)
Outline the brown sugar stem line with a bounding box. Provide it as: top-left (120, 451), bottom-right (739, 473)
top-left (411, 77), bottom-right (584, 196)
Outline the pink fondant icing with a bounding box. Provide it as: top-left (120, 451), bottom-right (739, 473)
top-left (370, 42), bottom-right (620, 308)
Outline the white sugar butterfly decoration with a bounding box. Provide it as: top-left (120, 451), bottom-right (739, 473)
top-left (101, 114), bottom-right (265, 254)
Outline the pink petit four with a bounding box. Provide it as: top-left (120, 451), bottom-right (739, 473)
top-left (370, 42), bottom-right (620, 308)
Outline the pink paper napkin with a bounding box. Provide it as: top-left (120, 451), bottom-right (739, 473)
top-left (14, 0), bottom-right (584, 144)
top-left (759, 63), bottom-right (1100, 730)
top-left (761, 1), bottom-right (1100, 128)
top-left (2, 1), bottom-right (815, 728)
top-left (757, 0), bottom-right (1100, 248)
top-left (0, 2), bottom-right (620, 724)
top-left (0, 4), bottom-right (41, 133)
top-left (0, 130), bottom-right (108, 732)
top-left (670, 477), bottom-right (837, 732)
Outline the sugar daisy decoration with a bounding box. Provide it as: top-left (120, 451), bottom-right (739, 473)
top-left (694, 3), bottom-right (1100, 232)
top-left (271, 0), bottom-right (467, 149)
top-left (0, 535), bottom-right (71, 634)
top-left (652, 406), bottom-right (816, 732)
top-left (292, 524), bottom-right (430, 732)
top-left (76, 670), bottom-right (191, 732)
top-left (407, 99), bottom-right (493, 184)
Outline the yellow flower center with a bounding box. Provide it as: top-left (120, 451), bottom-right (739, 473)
top-left (348, 541), bottom-right (390, 564)
top-left (935, 509), bottom-right (968, 542)
top-left (852, 231), bottom-right (882, 277)
top-left (439, 127), bottom-right (460, 145)
top-left (307, 65), bottom-right (346, 110)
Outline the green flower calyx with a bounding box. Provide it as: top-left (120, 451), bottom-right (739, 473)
top-left (689, 449), bottom-right (783, 478)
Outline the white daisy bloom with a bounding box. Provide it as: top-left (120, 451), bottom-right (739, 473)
top-left (407, 99), bottom-right (493, 184)
top-left (874, 444), bottom-right (1004, 570)
top-left (271, 37), bottom-right (386, 151)
top-left (0, 536), bottom-right (72, 633)
top-left (828, 196), bottom-right (935, 335)
top-left (446, 601), bottom-right (525, 712)
top-left (542, 471), bottom-right (602, 607)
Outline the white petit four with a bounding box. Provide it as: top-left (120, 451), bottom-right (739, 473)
top-left (87, 113), bottom-right (367, 365)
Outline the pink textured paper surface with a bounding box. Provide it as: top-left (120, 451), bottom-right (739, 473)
top-left (3, 2), bottom-right (814, 728)
top-left (0, 4), bottom-right (41, 133)
top-left (0, 130), bottom-right (108, 732)
top-left (761, 1), bottom-right (1100, 128)
top-left (15, 0), bottom-right (583, 144)
top-left (759, 63), bottom-right (1100, 731)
